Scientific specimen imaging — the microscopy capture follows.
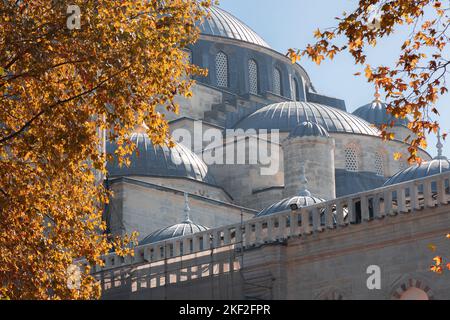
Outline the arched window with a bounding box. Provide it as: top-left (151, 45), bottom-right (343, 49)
top-left (248, 59), bottom-right (259, 95)
top-left (293, 77), bottom-right (301, 101)
top-left (375, 152), bottom-right (384, 176)
top-left (400, 287), bottom-right (429, 300)
top-left (345, 147), bottom-right (359, 172)
top-left (215, 51), bottom-right (229, 88)
top-left (273, 68), bottom-right (282, 96)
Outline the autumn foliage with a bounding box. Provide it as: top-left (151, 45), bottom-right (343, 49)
top-left (0, 0), bottom-right (209, 299)
top-left (288, 0), bottom-right (449, 164)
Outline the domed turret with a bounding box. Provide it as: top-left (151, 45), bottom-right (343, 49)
top-left (289, 121), bottom-right (329, 139)
top-left (384, 130), bottom-right (450, 186)
top-left (140, 193), bottom-right (210, 245)
top-left (106, 125), bottom-right (215, 185)
top-left (283, 119), bottom-right (336, 200)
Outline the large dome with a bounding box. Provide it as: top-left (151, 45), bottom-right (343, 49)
top-left (106, 129), bottom-right (215, 185)
top-left (234, 102), bottom-right (381, 136)
top-left (200, 6), bottom-right (270, 48)
top-left (353, 100), bottom-right (409, 127)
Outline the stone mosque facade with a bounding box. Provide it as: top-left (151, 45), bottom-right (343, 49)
top-left (98, 6), bottom-right (450, 300)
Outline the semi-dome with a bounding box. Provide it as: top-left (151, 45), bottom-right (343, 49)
top-left (200, 6), bottom-right (270, 48)
top-left (289, 121), bottom-right (329, 139)
top-left (106, 127), bottom-right (215, 185)
top-left (384, 135), bottom-right (449, 186)
top-left (234, 102), bottom-right (380, 136)
top-left (353, 99), bottom-right (409, 127)
top-left (139, 194), bottom-right (210, 245)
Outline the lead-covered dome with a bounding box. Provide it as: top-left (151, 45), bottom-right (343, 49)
top-left (235, 102), bottom-right (380, 136)
top-left (353, 99), bottom-right (409, 127)
top-left (139, 222), bottom-right (209, 245)
top-left (289, 121), bottom-right (330, 139)
top-left (200, 6), bottom-right (270, 48)
top-left (384, 158), bottom-right (450, 186)
top-left (139, 193), bottom-right (210, 245)
top-left (106, 128), bottom-right (215, 185)
top-left (256, 195), bottom-right (325, 217)
top-left (384, 135), bottom-right (449, 186)
top-left (256, 165), bottom-right (325, 217)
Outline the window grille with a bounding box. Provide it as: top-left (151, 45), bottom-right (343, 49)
top-left (375, 152), bottom-right (384, 176)
top-left (216, 52), bottom-right (228, 88)
top-left (345, 147), bottom-right (359, 172)
top-left (248, 59), bottom-right (258, 95)
top-left (273, 68), bottom-right (282, 95)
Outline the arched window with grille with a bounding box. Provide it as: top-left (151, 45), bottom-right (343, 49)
top-left (273, 68), bottom-right (282, 96)
top-left (248, 59), bottom-right (259, 95)
top-left (215, 51), bottom-right (229, 88)
top-left (345, 146), bottom-right (359, 172)
top-left (293, 77), bottom-right (301, 101)
top-left (375, 152), bottom-right (385, 176)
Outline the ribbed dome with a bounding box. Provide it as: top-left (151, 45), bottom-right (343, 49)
top-left (289, 121), bottom-right (329, 139)
top-left (234, 102), bottom-right (380, 136)
top-left (139, 222), bottom-right (209, 245)
top-left (383, 157), bottom-right (450, 186)
top-left (353, 100), bottom-right (409, 127)
top-left (256, 195), bottom-right (325, 217)
top-left (106, 130), bottom-right (215, 185)
top-left (200, 6), bottom-right (270, 48)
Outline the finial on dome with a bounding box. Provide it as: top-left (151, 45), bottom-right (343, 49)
top-left (436, 128), bottom-right (446, 160)
top-left (134, 122), bottom-right (149, 134)
top-left (373, 84), bottom-right (381, 102)
top-left (183, 193), bottom-right (192, 223)
top-left (298, 163), bottom-right (312, 197)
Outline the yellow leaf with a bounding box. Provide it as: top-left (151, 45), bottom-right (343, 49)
top-left (433, 256), bottom-right (443, 266)
top-left (393, 152), bottom-right (403, 161)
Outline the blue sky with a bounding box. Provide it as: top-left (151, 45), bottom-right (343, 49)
top-left (218, 0), bottom-right (450, 158)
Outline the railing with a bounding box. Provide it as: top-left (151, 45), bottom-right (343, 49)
top-left (91, 171), bottom-right (450, 274)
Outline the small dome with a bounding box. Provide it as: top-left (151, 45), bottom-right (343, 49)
top-left (106, 129), bottom-right (215, 185)
top-left (353, 100), bottom-right (409, 127)
top-left (256, 164), bottom-right (325, 217)
top-left (139, 222), bottom-right (209, 245)
top-left (289, 121), bottom-right (329, 139)
top-left (383, 158), bottom-right (450, 186)
top-left (200, 6), bottom-right (270, 48)
top-left (234, 102), bottom-right (380, 136)
top-left (256, 195), bottom-right (325, 217)
top-left (384, 133), bottom-right (449, 186)
top-left (139, 193), bottom-right (210, 245)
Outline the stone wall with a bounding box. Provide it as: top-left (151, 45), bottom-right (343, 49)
top-left (283, 136), bottom-right (336, 200)
top-left (102, 193), bottom-right (450, 300)
top-left (106, 178), bottom-right (256, 241)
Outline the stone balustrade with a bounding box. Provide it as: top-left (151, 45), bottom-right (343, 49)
top-left (91, 171), bottom-right (450, 274)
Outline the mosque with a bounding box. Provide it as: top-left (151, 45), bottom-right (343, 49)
top-left (99, 6), bottom-right (450, 300)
